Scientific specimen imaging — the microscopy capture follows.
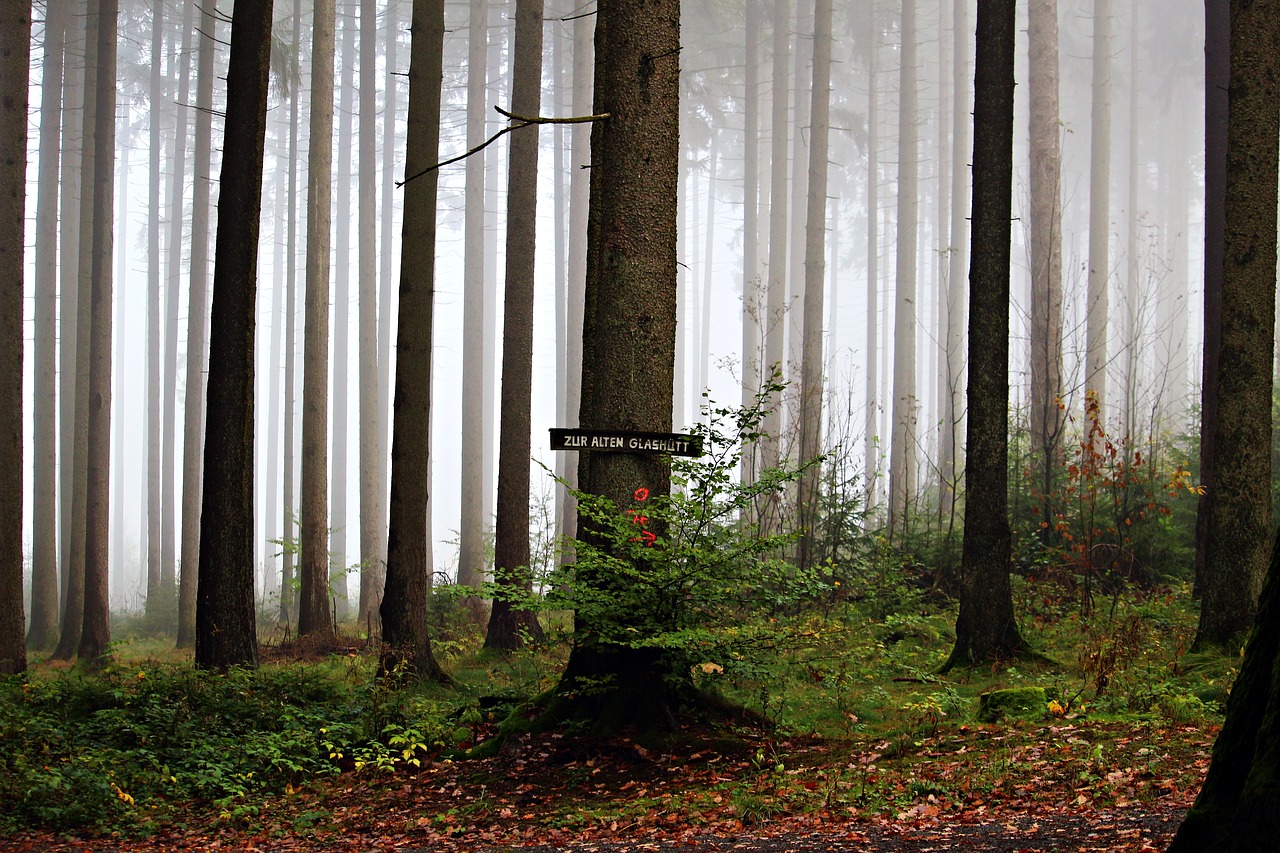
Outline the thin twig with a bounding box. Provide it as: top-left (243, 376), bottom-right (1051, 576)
top-left (396, 106), bottom-right (610, 188)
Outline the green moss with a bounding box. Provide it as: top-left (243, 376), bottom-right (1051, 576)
top-left (977, 687), bottom-right (1048, 723)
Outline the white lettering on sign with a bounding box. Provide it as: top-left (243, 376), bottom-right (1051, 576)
top-left (627, 436), bottom-right (690, 454)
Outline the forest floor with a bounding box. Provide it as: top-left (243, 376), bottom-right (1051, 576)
top-left (3, 714), bottom-right (1213, 852)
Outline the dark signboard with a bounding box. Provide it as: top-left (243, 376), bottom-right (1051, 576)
top-left (549, 428), bottom-right (703, 457)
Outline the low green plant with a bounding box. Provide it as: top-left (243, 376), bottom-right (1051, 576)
top-left (0, 660), bottom-right (463, 834)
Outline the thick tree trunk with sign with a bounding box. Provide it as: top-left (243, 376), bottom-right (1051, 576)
top-left (538, 0), bottom-right (682, 733)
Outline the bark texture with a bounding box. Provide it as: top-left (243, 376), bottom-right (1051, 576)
top-left (1194, 0), bottom-right (1277, 650)
top-left (888, 0), bottom-right (918, 538)
top-left (0, 0), bottom-right (30, 675)
top-left (28, 0), bottom-right (64, 650)
top-left (299, 0), bottom-right (337, 641)
top-left (943, 0), bottom-right (1025, 671)
top-left (487, 0), bottom-right (547, 652)
top-left (1028, 0), bottom-right (1064, 543)
top-left (78, 0), bottom-right (117, 666)
top-left (796, 0), bottom-right (832, 573)
top-left (1172, 531), bottom-right (1280, 850)
top-left (1084, 0), bottom-right (1111, 414)
top-left (379, 0), bottom-right (449, 682)
top-left (177, 0), bottom-right (214, 649)
top-left (194, 0), bottom-right (275, 670)
top-left (550, 0), bottom-right (681, 732)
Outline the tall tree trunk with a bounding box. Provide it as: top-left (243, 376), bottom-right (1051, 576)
top-left (1028, 0), bottom-right (1064, 545)
top-left (699, 139), bottom-right (717, 418)
top-left (760, 0), bottom-right (790, 521)
top-left (551, 0), bottom-right (681, 731)
top-left (1194, 0), bottom-right (1277, 650)
top-left (943, 0), bottom-right (1024, 671)
top-left (864, 3), bottom-right (879, 509)
top-left (263, 74), bottom-right (286, 605)
top-left (57, 8), bottom-right (85, 623)
top-left (939, 0), bottom-right (970, 537)
top-left (888, 0), bottom-right (919, 539)
top-left (459, 0), bottom-right (487, 603)
top-left (331, 3), bottom-right (356, 622)
top-left (299, 0), bottom-right (337, 641)
top-left (28, 0), bottom-right (65, 650)
top-left (281, 0), bottom-right (303, 625)
top-left (1195, 0), bottom-right (1228, 599)
top-left (53, 0), bottom-right (99, 661)
top-left (111, 136), bottom-right (128, 608)
top-left (1085, 0), bottom-right (1111, 418)
top-left (1121, 8), bottom-right (1140, 438)
top-left (176, 0), bottom-right (215, 649)
top-left (145, 0), bottom-right (164, 617)
top-left (379, 0), bottom-right (449, 681)
top-left (740, 0), bottom-right (762, 489)
top-left (376, 0), bottom-right (400, 627)
top-left (78, 0), bottom-right (118, 666)
top-left (797, 0), bottom-right (832, 573)
top-left (161, 76), bottom-right (183, 601)
top-left (195, 0), bottom-right (275, 669)
top-left (552, 0), bottom-right (569, 535)
top-left (356, 0), bottom-right (382, 630)
top-left (557, 2), bottom-right (592, 558)
top-left (0, 0), bottom-right (30, 676)
top-left (487, 0), bottom-right (547, 652)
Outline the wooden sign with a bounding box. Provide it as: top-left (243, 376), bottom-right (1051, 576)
top-left (549, 428), bottom-right (703, 457)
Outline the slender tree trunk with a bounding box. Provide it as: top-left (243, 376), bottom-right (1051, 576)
top-left (459, 0), bottom-right (487, 603)
top-left (558, 3), bottom-right (592, 557)
top-left (28, 0), bottom-right (65, 649)
top-left (487, 0), bottom-right (547, 652)
top-left (161, 83), bottom-right (183, 600)
top-left (299, 0), bottom-right (337, 641)
top-left (699, 138), bottom-right (717, 417)
top-left (78, 0), bottom-right (118, 666)
top-left (888, 0), bottom-right (919, 539)
top-left (1196, 0), bottom-right (1228, 599)
top-left (0, 0), bottom-right (30, 676)
top-left (111, 137), bottom-right (128, 608)
top-left (1085, 0), bottom-right (1111, 417)
top-left (865, 4), bottom-right (879, 509)
top-left (145, 0), bottom-right (164, 617)
top-left (761, 0), bottom-right (790, 518)
top-left (1121, 9), bottom-right (1140, 438)
top-left (943, 0), bottom-right (1025, 671)
top-left (176, 0), bottom-right (210, 648)
top-left (797, 0), bottom-right (832, 573)
top-left (264, 81), bottom-right (286, 605)
top-left (330, 3), bottom-right (356, 622)
top-left (195, 0), bottom-right (275, 670)
top-left (552, 0), bottom-right (569, 538)
top-left (357, 0), bottom-right (382, 630)
top-left (53, 0), bottom-right (98, 661)
top-left (939, 0), bottom-right (970, 534)
top-left (1028, 0), bottom-right (1064, 544)
top-left (380, 0), bottom-right (449, 681)
top-left (58, 9), bottom-right (85, 623)
top-left (740, 0), bottom-right (762, 490)
top-left (376, 0), bottom-right (400, 626)
top-left (281, 0), bottom-right (303, 624)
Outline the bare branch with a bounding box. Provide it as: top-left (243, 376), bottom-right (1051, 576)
top-left (397, 106), bottom-right (610, 189)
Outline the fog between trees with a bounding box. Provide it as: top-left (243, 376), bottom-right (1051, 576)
top-left (16, 0), bottom-right (1207, 622)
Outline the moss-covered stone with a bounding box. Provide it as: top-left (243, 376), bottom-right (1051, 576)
top-left (977, 687), bottom-right (1048, 723)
